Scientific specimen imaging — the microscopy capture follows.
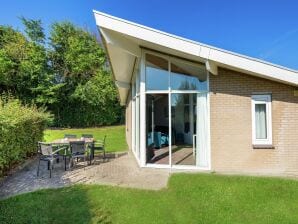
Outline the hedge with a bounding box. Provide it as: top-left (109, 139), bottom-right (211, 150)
top-left (52, 103), bottom-right (124, 128)
top-left (0, 98), bottom-right (52, 176)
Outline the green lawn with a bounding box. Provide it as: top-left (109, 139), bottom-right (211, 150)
top-left (43, 125), bottom-right (127, 152)
top-left (1, 173), bottom-right (298, 224)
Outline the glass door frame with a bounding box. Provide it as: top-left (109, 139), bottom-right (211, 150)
top-left (139, 49), bottom-right (211, 170)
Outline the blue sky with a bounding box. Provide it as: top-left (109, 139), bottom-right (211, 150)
top-left (1, 0), bottom-right (298, 70)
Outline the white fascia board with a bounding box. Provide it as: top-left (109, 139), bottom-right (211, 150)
top-left (208, 48), bottom-right (298, 84)
top-left (93, 10), bottom-right (298, 86)
top-left (94, 11), bottom-right (201, 59)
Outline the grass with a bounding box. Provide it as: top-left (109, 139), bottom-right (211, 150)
top-left (1, 173), bottom-right (298, 224)
top-left (43, 125), bottom-right (127, 152)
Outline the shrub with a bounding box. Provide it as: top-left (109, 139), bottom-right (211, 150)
top-left (0, 97), bottom-right (52, 175)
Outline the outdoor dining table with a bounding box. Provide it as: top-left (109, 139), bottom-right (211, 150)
top-left (51, 137), bottom-right (94, 145)
top-left (51, 138), bottom-right (95, 169)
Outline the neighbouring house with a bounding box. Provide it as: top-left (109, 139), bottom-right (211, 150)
top-left (94, 11), bottom-right (298, 176)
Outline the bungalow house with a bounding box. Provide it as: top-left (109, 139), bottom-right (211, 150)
top-left (94, 11), bottom-right (298, 176)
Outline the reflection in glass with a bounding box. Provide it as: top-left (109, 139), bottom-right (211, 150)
top-left (146, 54), bottom-right (169, 90)
top-left (146, 94), bottom-right (169, 165)
top-left (171, 93), bottom-right (197, 166)
top-left (171, 59), bottom-right (207, 90)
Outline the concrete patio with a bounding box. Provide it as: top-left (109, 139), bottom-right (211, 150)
top-left (0, 152), bottom-right (170, 200)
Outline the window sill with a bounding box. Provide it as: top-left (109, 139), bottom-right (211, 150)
top-left (253, 144), bottom-right (275, 149)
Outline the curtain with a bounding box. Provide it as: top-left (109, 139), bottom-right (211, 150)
top-left (196, 93), bottom-right (208, 167)
top-left (255, 104), bottom-right (267, 139)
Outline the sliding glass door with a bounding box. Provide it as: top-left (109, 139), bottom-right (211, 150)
top-left (146, 94), bottom-right (170, 165)
top-left (171, 93), bottom-right (197, 166)
top-left (145, 92), bottom-right (209, 168)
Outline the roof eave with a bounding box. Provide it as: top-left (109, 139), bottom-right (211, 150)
top-left (93, 10), bottom-right (298, 98)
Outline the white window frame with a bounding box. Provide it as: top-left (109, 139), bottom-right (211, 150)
top-left (251, 94), bottom-right (272, 146)
top-left (140, 49), bottom-right (211, 169)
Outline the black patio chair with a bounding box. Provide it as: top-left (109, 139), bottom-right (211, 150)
top-left (90, 135), bottom-right (106, 163)
top-left (37, 142), bottom-right (65, 178)
top-left (64, 134), bottom-right (77, 139)
top-left (69, 141), bottom-right (89, 169)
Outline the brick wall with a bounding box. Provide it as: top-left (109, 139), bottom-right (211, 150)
top-left (210, 68), bottom-right (298, 176)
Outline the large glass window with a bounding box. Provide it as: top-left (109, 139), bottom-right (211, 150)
top-left (145, 53), bottom-right (207, 91)
top-left (170, 59), bottom-right (207, 90)
top-left (146, 54), bottom-right (169, 90)
top-left (140, 51), bottom-right (210, 168)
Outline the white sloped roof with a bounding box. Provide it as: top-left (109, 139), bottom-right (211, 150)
top-left (93, 10), bottom-right (298, 105)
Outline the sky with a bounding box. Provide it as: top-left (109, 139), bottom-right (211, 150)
top-left (1, 0), bottom-right (298, 70)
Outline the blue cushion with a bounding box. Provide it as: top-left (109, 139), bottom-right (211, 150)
top-left (147, 132), bottom-right (169, 149)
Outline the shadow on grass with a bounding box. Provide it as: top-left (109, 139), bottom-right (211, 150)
top-left (0, 185), bottom-right (112, 224)
top-left (1, 173), bottom-right (298, 224)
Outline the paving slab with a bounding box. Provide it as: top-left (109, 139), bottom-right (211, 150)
top-left (0, 152), bottom-right (170, 199)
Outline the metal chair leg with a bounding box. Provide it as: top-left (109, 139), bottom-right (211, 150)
top-left (49, 160), bottom-right (52, 178)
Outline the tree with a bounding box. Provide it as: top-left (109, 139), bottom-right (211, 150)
top-left (20, 17), bottom-right (45, 44)
top-left (0, 18), bottom-right (123, 127)
top-left (0, 20), bottom-right (61, 106)
top-left (71, 69), bottom-right (123, 125)
top-left (0, 26), bottom-right (27, 92)
top-left (48, 22), bottom-right (122, 127)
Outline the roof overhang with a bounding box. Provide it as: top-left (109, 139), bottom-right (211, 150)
top-left (93, 10), bottom-right (298, 105)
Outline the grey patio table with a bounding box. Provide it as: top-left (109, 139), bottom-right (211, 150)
top-left (51, 138), bottom-right (94, 170)
top-left (51, 137), bottom-right (94, 144)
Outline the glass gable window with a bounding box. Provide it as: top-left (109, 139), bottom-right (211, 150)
top-left (170, 59), bottom-right (207, 90)
top-left (145, 52), bottom-right (207, 91)
top-left (146, 54), bottom-right (169, 90)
